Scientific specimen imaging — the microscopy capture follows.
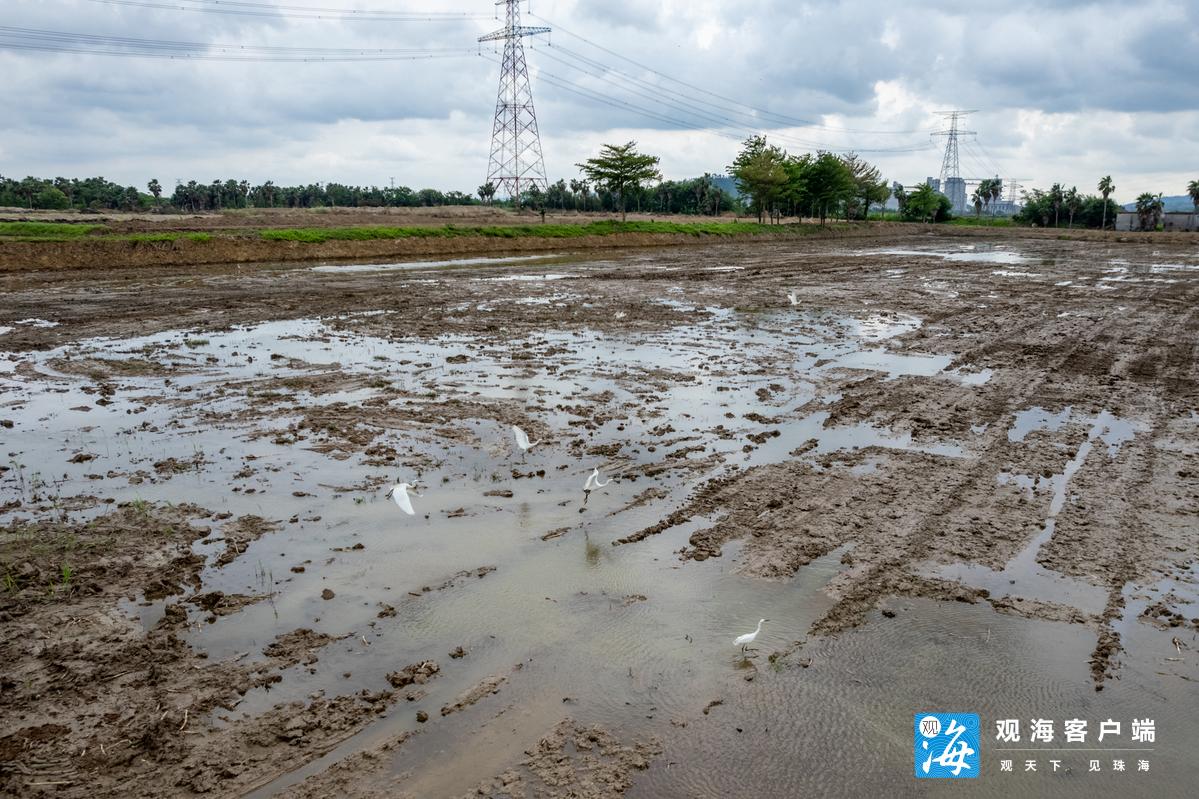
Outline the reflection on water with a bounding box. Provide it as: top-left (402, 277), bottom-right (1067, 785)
top-left (312, 254), bottom-right (564, 273)
top-left (2, 264), bottom-right (1189, 798)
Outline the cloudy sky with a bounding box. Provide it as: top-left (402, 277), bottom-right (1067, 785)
top-left (1, 0), bottom-right (1196, 201)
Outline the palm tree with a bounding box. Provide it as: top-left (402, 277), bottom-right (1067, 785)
top-left (1188, 179), bottom-right (1199, 213)
top-left (569, 179), bottom-right (586, 212)
top-left (147, 179), bottom-right (162, 209)
top-left (987, 178), bottom-right (1004, 215)
top-left (971, 188), bottom-right (984, 218)
top-left (1135, 192), bottom-right (1163, 232)
top-left (1049, 183), bottom-right (1064, 227)
top-left (1097, 176), bottom-right (1115, 229)
top-left (1065, 187), bottom-right (1081, 228)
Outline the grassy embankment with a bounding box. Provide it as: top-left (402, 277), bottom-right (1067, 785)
top-left (0, 222), bottom-right (212, 243)
top-left (0, 219), bottom-right (837, 245)
top-left (256, 219), bottom-right (812, 242)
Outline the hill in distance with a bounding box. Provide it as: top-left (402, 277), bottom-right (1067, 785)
top-left (1122, 195), bottom-right (1197, 212)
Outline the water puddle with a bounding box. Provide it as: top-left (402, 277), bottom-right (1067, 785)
top-left (854, 247), bottom-right (1029, 265)
top-left (312, 254), bottom-right (564, 274)
top-left (922, 409), bottom-right (1139, 613)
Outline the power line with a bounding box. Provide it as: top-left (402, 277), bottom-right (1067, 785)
top-left (529, 11), bottom-right (933, 137)
top-left (482, 53), bottom-right (931, 157)
top-left (528, 44), bottom-right (931, 154)
top-left (81, 0), bottom-right (488, 22)
top-left (0, 26), bottom-right (476, 61)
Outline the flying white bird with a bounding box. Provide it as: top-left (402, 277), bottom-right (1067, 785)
top-left (385, 483), bottom-right (421, 516)
top-left (583, 467), bottom-right (611, 492)
top-left (512, 425), bottom-right (541, 458)
top-left (734, 619), bottom-right (768, 653)
top-left (787, 291), bottom-right (799, 306)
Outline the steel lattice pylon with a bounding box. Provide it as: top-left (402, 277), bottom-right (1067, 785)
top-left (932, 110), bottom-right (977, 186)
top-left (480, 0), bottom-right (549, 204)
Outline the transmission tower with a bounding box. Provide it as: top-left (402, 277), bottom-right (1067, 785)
top-left (931, 110), bottom-right (976, 213)
top-left (480, 1), bottom-right (550, 204)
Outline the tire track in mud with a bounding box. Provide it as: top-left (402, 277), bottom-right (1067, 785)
top-left (807, 309), bottom-right (1124, 637)
top-left (1087, 305), bottom-right (1198, 688)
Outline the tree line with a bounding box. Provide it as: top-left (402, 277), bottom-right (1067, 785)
top-left (1015, 177), bottom-right (1199, 230)
top-left (0, 175), bottom-right (485, 213)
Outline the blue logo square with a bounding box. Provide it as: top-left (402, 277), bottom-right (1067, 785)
top-left (914, 713), bottom-right (980, 779)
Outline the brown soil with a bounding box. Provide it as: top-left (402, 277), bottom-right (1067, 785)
top-left (0, 504), bottom-right (404, 797)
top-left (455, 720), bottom-right (662, 799)
top-left (1, 227), bottom-right (1196, 796)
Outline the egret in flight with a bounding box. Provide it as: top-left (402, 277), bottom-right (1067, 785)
top-left (512, 425), bottom-right (541, 460)
top-left (584, 467), bottom-right (610, 492)
top-left (582, 467), bottom-right (610, 505)
top-left (734, 619), bottom-right (768, 653)
top-left (385, 483), bottom-right (421, 516)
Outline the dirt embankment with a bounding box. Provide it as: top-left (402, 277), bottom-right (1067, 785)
top-left (0, 226), bottom-right (874, 272)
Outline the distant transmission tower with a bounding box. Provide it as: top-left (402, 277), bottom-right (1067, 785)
top-left (932, 110), bottom-right (976, 214)
top-left (480, 0), bottom-right (550, 204)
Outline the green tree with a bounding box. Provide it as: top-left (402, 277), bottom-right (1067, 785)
top-left (806, 152), bottom-right (857, 226)
top-left (727, 136), bottom-right (789, 224)
top-left (148, 178), bottom-right (162, 209)
top-left (891, 181), bottom-right (907, 216)
top-left (1097, 176), bottom-right (1115, 229)
top-left (841, 152), bottom-right (889, 220)
top-left (477, 182), bottom-right (496, 206)
top-left (1187, 179), bottom-right (1199, 212)
top-left (1135, 192), bottom-right (1163, 231)
top-left (1048, 183), bottom-right (1065, 227)
top-left (971, 188), bottom-right (984, 218)
top-left (903, 183), bottom-right (952, 223)
top-left (1065, 186), bottom-right (1082, 228)
top-left (577, 141), bottom-right (662, 223)
top-left (34, 187), bottom-right (70, 210)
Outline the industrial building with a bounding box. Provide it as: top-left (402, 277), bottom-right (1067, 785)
top-left (1115, 212), bottom-right (1198, 232)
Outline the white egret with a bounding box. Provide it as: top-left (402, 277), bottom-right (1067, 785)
top-left (787, 291), bottom-right (799, 306)
top-left (734, 619), bottom-right (768, 653)
top-left (512, 425), bottom-right (541, 459)
top-left (583, 467), bottom-right (610, 492)
top-left (385, 483), bottom-right (421, 516)
top-left (582, 467), bottom-right (611, 506)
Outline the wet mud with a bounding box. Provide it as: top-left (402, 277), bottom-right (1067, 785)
top-left (1, 231), bottom-right (1197, 797)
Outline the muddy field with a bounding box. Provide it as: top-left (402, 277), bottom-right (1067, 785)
top-left (1, 231), bottom-right (1196, 797)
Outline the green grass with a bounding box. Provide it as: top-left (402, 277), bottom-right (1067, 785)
top-left (258, 219), bottom-right (800, 244)
top-left (115, 232), bottom-right (213, 243)
top-left (0, 221), bottom-right (107, 241)
top-left (948, 217), bottom-right (1016, 228)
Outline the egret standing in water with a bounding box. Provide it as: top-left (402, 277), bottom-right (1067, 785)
top-left (385, 483), bottom-right (421, 516)
top-left (787, 291), bottom-right (799, 306)
top-left (734, 619), bottom-right (768, 653)
top-left (512, 425), bottom-right (541, 461)
top-left (582, 467), bottom-right (610, 505)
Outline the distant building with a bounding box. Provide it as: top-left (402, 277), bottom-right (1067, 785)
top-left (1117, 211), bottom-right (1198, 231)
top-left (943, 177), bottom-right (968, 215)
top-left (1163, 212), bottom-right (1198, 232)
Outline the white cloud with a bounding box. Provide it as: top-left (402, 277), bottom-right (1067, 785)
top-left (0, 0), bottom-right (1195, 201)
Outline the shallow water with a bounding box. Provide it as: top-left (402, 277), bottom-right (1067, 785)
top-left (1, 249), bottom-right (1193, 797)
top-left (854, 246), bottom-right (1029, 265)
top-left (311, 254), bottom-right (563, 274)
